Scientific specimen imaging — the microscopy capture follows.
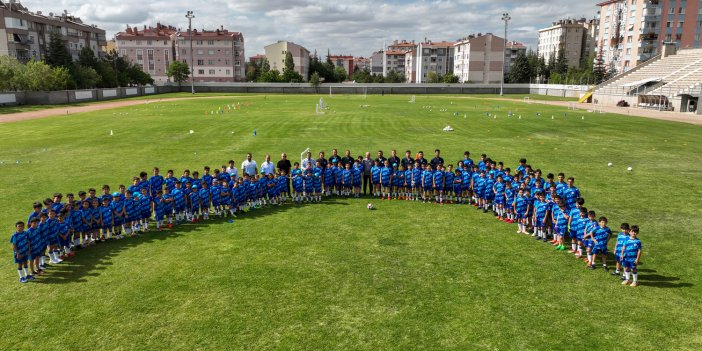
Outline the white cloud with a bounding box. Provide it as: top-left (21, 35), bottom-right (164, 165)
top-left (21, 0), bottom-right (598, 58)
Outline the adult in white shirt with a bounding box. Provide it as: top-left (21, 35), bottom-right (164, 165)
top-left (226, 159), bottom-right (239, 180)
top-left (241, 153), bottom-right (258, 177)
top-left (260, 154), bottom-right (275, 175)
top-left (301, 151), bottom-right (315, 170)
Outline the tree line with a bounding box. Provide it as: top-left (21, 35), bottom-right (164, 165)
top-left (0, 31), bottom-right (153, 92)
top-left (507, 49), bottom-right (613, 85)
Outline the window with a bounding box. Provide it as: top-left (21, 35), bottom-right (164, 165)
top-left (208, 50), bottom-right (214, 55)
top-left (207, 59), bottom-right (214, 65)
top-left (235, 60), bottom-right (240, 66)
top-left (224, 59), bottom-right (230, 65)
top-left (136, 40), bottom-right (142, 45)
top-left (226, 69), bottom-right (231, 75)
top-left (679, 7), bottom-right (685, 14)
top-left (196, 40), bottom-right (203, 45)
top-left (679, 22), bottom-right (684, 28)
top-left (147, 40), bottom-right (152, 45)
top-left (197, 49), bottom-right (203, 55)
top-left (208, 69), bottom-right (215, 74)
top-left (198, 69), bottom-right (204, 74)
top-left (207, 40), bottom-right (214, 45)
top-left (136, 49), bottom-right (143, 64)
top-left (235, 51), bottom-right (240, 57)
top-left (182, 49), bottom-right (186, 54)
top-left (197, 59), bottom-right (204, 66)
top-left (147, 49), bottom-right (155, 71)
top-left (119, 49), bottom-right (127, 57)
top-left (164, 49), bottom-right (170, 66)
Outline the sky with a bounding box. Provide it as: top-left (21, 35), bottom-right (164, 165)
top-left (22, 0), bottom-right (598, 58)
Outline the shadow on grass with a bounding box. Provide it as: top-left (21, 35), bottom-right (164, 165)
top-left (635, 268), bottom-right (692, 289)
top-left (33, 197), bottom-right (350, 284)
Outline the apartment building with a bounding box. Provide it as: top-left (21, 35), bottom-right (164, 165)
top-left (383, 39), bottom-right (417, 76)
top-left (413, 40), bottom-right (455, 83)
top-left (115, 24), bottom-right (176, 83)
top-left (0, 1), bottom-right (106, 62)
top-left (329, 54), bottom-right (354, 78)
top-left (505, 41), bottom-right (526, 73)
top-left (453, 33), bottom-right (504, 84)
top-left (595, 0), bottom-right (702, 73)
top-left (538, 18), bottom-right (596, 68)
top-left (264, 40), bottom-right (310, 81)
top-left (173, 27), bottom-right (245, 82)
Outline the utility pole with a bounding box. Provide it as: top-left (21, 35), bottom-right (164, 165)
top-left (186, 11), bottom-right (195, 94)
top-left (500, 12), bottom-right (511, 96)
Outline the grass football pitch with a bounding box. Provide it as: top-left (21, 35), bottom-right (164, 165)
top-left (0, 94), bottom-right (700, 350)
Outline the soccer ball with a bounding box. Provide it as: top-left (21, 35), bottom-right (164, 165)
top-left (627, 167), bottom-right (633, 172)
top-left (607, 162), bottom-right (613, 167)
top-left (367, 203), bottom-right (375, 210)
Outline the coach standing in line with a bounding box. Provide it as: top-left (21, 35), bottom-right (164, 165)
top-left (430, 149), bottom-right (444, 170)
top-left (241, 153), bottom-right (258, 177)
top-left (388, 149), bottom-right (401, 168)
top-left (415, 151), bottom-right (428, 167)
top-left (329, 149), bottom-right (341, 165)
top-left (375, 150), bottom-right (387, 164)
top-left (401, 150), bottom-right (414, 170)
top-left (260, 154), bottom-right (275, 175)
top-left (341, 149), bottom-right (354, 167)
top-left (277, 153), bottom-right (292, 194)
top-left (362, 152), bottom-right (373, 195)
top-left (226, 160), bottom-right (239, 180)
top-left (317, 151), bottom-right (329, 169)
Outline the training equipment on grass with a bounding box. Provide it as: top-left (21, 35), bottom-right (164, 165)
top-left (443, 125), bottom-right (454, 132)
top-left (409, 95), bottom-right (416, 103)
top-left (367, 203), bottom-right (375, 210)
top-left (319, 98), bottom-right (327, 110)
top-left (189, 130), bottom-right (194, 134)
top-left (316, 103), bottom-right (325, 115)
top-left (608, 162), bottom-right (613, 167)
top-left (627, 167), bottom-right (633, 172)
top-left (110, 130), bottom-right (113, 136)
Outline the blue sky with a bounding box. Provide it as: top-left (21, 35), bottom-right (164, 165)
top-left (23, 0), bottom-right (597, 57)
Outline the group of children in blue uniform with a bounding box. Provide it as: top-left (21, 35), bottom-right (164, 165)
top-left (9, 152), bottom-right (643, 286)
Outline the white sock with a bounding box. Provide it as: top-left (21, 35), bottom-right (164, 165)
top-left (23, 267), bottom-right (29, 276)
top-left (632, 273), bottom-right (638, 283)
top-left (18, 269), bottom-right (24, 278)
top-left (624, 271), bottom-right (630, 280)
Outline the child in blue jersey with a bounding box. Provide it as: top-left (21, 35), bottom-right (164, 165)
top-left (202, 166), bottom-right (214, 187)
top-left (484, 173), bottom-right (495, 213)
top-left (493, 175), bottom-right (506, 220)
top-left (165, 170), bottom-right (177, 191)
top-left (411, 162), bottom-right (422, 201)
top-left (621, 225), bottom-right (642, 286)
top-left (99, 198), bottom-right (113, 241)
top-left (122, 191), bottom-right (135, 235)
top-left (432, 164), bottom-right (445, 204)
top-left (567, 198), bottom-right (585, 254)
top-left (421, 164), bottom-right (433, 203)
top-left (188, 185), bottom-right (201, 222)
top-left (514, 188), bottom-right (528, 234)
top-left (581, 210), bottom-right (598, 264)
top-left (444, 165), bottom-right (455, 203)
top-left (153, 190), bottom-right (166, 230)
top-left (277, 172), bottom-right (289, 203)
top-left (474, 171), bottom-right (487, 210)
top-left (403, 164), bottom-right (413, 200)
top-left (588, 216), bottom-right (612, 270)
top-left (391, 164), bottom-right (402, 199)
top-left (323, 163), bottom-right (334, 197)
top-left (504, 182), bottom-right (515, 223)
top-left (180, 169), bottom-right (192, 187)
top-left (172, 181), bottom-right (187, 224)
top-left (138, 187), bottom-right (153, 231)
top-left (150, 167), bottom-right (164, 197)
top-left (461, 166), bottom-right (472, 204)
top-left (292, 166), bottom-right (304, 203)
top-left (353, 161), bottom-right (363, 198)
top-left (27, 218), bottom-right (43, 276)
top-left (451, 169), bottom-right (463, 204)
top-left (88, 199), bottom-right (100, 244)
top-left (199, 182), bottom-right (211, 220)
top-left (371, 160), bottom-right (382, 198)
top-left (209, 179), bottom-right (222, 217)
top-left (10, 221), bottom-right (31, 283)
top-left (162, 187), bottom-right (175, 227)
top-left (313, 162), bottom-right (323, 201)
top-left (45, 209), bottom-right (63, 263)
top-left (380, 160), bottom-right (392, 200)
top-left (571, 207), bottom-right (588, 258)
top-left (111, 193), bottom-right (125, 239)
top-left (552, 197), bottom-right (569, 251)
top-left (612, 223), bottom-right (630, 278)
top-left (301, 170), bottom-right (312, 202)
top-left (532, 192), bottom-right (548, 241)
top-left (57, 211), bottom-right (73, 258)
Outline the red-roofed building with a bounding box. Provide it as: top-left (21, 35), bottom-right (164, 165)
top-left (412, 40), bottom-right (456, 83)
top-left (328, 55), bottom-right (354, 78)
top-left (115, 23), bottom-right (177, 83)
top-left (249, 54), bottom-right (266, 65)
top-left (505, 41), bottom-right (526, 74)
top-left (174, 27), bottom-right (245, 82)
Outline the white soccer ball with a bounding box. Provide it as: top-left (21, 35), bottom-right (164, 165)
top-left (627, 167), bottom-right (633, 172)
top-left (607, 162), bottom-right (613, 167)
top-left (189, 130), bottom-right (194, 134)
top-left (367, 203), bottom-right (375, 210)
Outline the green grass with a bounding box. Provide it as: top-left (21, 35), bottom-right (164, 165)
top-left (0, 94), bottom-right (700, 350)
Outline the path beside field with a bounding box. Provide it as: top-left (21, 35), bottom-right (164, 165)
top-left (1, 95), bottom-right (701, 125)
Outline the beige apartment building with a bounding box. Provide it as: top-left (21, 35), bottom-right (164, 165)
top-left (115, 24), bottom-right (176, 83)
top-left (412, 40), bottom-right (455, 83)
top-left (453, 33), bottom-right (504, 84)
top-left (174, 27), bottom-right (245, 82)
top-left (264, 40), bottom-right (310, 81)
top-left (538, 18), bottom-right (596, 68)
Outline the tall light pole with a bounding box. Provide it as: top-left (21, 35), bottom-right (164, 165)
top-left (186, 11), bottom-right (195, 94)
top-left (500, 12), bottom-right (511, 96)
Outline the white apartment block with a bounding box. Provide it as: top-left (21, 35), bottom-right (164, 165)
top-left (413, 40), bottom-right (455, 83)
top-left (174, 27), bottom-right (245, 82)
top-left (538, 18), bottom-right (596, 68)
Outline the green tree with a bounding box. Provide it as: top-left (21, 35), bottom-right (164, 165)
top-left (166, 61), bottom-right (190, 86)
top-left (333, 66), bottom-right (348, 82)
top-left (245, 61), bottom-right (259, 82)
top-left (0, 56), bottom-right (23, 91)
top-left (282, 52), bottom-right (303, 82)
top-left (554, 49), bottom-right (569, 75)
top-left (260, 58), bottom-right (270, 74)
top-left (45, 30), bottom-right (73, 70)
top-left (78, 46), bottom-right (99, 69)
top-left (73, 65), bottom-right (101, 89)
top-left (309, 71), bottom-right (321, 88)
top-left (95, 61), bottom-right (117, 88)
top-left (126, 64), bottom-right (154, 85)
top-left (427, 71), bottom-right (442, 83)
top-left (507, 52), bottom-right (531, 83)
top-left (443, 73), bottom-right (459, 83)
top-left (352, 68), bottom-right (372, 83)
top-left (385, 70), bottom-right (404, 83)
top-left (259, 69), bottom-right (282, 82)
top-left (593, 51), bottom-right (608, 84)
top-left (48, 66), bottom-right (72, 90)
